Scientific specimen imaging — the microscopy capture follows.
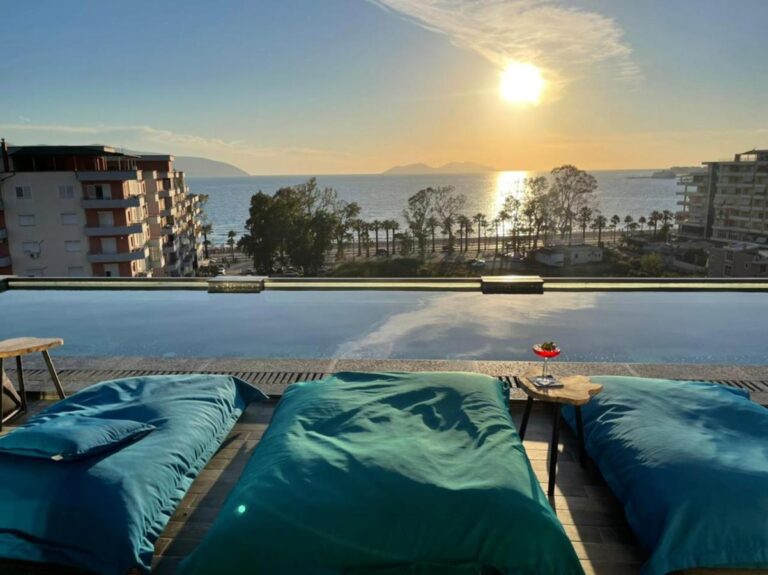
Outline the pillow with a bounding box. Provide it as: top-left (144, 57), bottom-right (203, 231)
top-left (0, 415), bottom-right (155, 461)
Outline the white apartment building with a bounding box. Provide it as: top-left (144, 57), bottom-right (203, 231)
top-left (677, 149), bottom-right (768, 245)
top-left (0, 141), bottom-right (201, 277)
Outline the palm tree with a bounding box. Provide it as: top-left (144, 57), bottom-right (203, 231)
top-left (226, 230), bottom-right (237, 259)
top-left (441, 215), bottom-right (456, 253)
top-left (623, 215), bottom-right (634, 236)
top-left (389, 221), bottom-right (400, 254)
top-left (371, 220), bottom-right (381, 252)
top-left (638, 215), bottom-right (647, 235)
top-left (649, 210), bottom-right (662, 238)
top-left (426, 216), bottom-right (439, 253)
top-left (201, 223), bottom-right (213, 259)
top-left (661, 209), bottom-right (674, 241)
top-left (610, 214), bottom-right (621, 242)
top-left (497, 209), bottom-right (510, 252)
top-left (457, 215), bottom-right (471, 252)
top-left (591, 214), bottom-right (607, 247)
top-left (352, 219), bottom-right (364, 256)
top-left (576, 206), bottom-right (593, 243)
top-left (472, 213), bottom-right (487, 254)
top-left (362, 224), bottom-right (371, 258)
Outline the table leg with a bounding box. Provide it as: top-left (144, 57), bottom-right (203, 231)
top-left (575, 405), bottom-right (586, 467)
top-left (548, 403), bottom-right (562, 497)
top-left (0, 357), bottom-right (4, 432)
top-left (15, 356), bottom-right (27, 413)
top-left (519, 396), bottom-right (534, 440)
top-left (41, 351), bottom-right (66, 399)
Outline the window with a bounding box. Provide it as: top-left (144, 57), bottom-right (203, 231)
top-left (90, 184), bottom-right (111, 200)
top-left (18, 214), bottom-right (35, 226)
top-left (65, 240), bottom-right (81, 253)
top-left (101, 237), bottom-right (117, 254)
top-left (15, 186), bottom-right (31, 199)
top-left (725, 251), bottom-right (734, 261)
top-left (724, 264), bottom-right (732, 276)
top-left (58, 185), bottom-right (75, 199)
top-left (67, 266), bottom-right (86, 277)
top-left (97, 211), bottom-right (114, 226)
top-left (22, 242), bottom-right (40, 253)
top-left (61, 213), bottom-right (79, 225)
top-left (25, 268), bottom-right (44, 277)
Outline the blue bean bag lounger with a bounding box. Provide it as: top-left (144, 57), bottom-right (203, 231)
top-left (179, 371), bottom-right (584, 575)
top-left (562, 376), bottom-right (768, 575)
top-left (0, 374), bottom-right (267, 575)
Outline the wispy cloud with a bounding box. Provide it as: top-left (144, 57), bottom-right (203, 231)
top-left (0, 122), bottom-right (350, 164)
top-left (335, 292), bottom-right (597, 359)
top-left (370, 0), bottom-right (640, 86)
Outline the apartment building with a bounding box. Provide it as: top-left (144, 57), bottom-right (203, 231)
top-left (0, 140), bottom-right (201, 277)
top-left (137, 155), bottom-right (201, 277)
top-left (708, 243), bottom-right (768, 278)
top-left (677, 149), bottom-right (768, 245)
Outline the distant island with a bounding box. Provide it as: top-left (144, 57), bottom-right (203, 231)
top-left (173, 156), bottom-right (249, 177)
top-left (383, 161), bottom-right (496, 175)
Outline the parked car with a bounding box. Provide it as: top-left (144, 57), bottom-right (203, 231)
top-left (502, 252), bottom-right (523, 262)
top-left (375, 248), bottom-right (389, 257)
top-left (466, 258), bottom-right (486, 270)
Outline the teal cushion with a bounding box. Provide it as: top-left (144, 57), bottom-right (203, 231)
top-left (0, 415), bottom-right (155, 461)
top-left (179, 371), bottom-right (584, 575)
top-left (562, 377), bottom-right (768, 575)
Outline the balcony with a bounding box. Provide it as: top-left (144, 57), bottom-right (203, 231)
top-left (85, 223), bottom-right (145, 237)
top-left (76, 170), bottom-right (142, 181)
top-left (87, 248), bottom-right (148, 263)
top-left (0, 256), bottom-right (10, 267)
top-left (82, 196), bottom-right (142, 209)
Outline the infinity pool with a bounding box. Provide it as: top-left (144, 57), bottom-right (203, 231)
top-left (0, 290), bottom-right (766, 364)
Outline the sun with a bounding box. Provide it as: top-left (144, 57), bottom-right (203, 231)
top-left (500, 62), bottom-right (545, 105)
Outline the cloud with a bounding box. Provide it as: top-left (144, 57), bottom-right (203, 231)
top-left (369, 0), bottom-right (640, 86)
top-left (0, 122), bottom-right (350, 161)
top-left (335, 292), bottom-right (597, 359)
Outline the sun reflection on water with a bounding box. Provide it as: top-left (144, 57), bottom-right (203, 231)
top-left (492, 171), bottom-right (529, 216)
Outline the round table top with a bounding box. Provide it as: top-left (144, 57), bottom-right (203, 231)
top-left (0, 337), bottom-right (64, 359)
top-left (517, 373), bottom-right (603, 406)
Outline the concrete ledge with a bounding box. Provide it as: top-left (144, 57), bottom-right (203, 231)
top-left (265, 277), bottom-right (479, 291)
top-left (207, 275), bottom-right (266, 293)
top-left (481, 275), bottom-right (544, 294)
top-left (5, 276), bottom-right (208, 290)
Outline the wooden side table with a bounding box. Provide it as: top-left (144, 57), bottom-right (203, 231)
top-left (0, 337), bottom-right (66, 431)
top-left (515, 373), bottom-right (603, 496)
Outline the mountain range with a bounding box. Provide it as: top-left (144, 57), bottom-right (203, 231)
top-left (382, 161), bottom-right (496, 175)
top-left (170, 156), bottom-right (249, 177)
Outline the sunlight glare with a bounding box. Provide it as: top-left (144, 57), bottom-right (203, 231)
top-left (500, 62), bottom-right (545, 105)
top-left (493, 171), bottom-right (528, 216)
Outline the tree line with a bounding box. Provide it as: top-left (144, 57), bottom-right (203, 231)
top-left (234, 167), bottom-right (681, 274)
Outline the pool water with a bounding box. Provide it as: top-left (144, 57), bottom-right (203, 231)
top-left (0, 290), bottom-right (766, 364)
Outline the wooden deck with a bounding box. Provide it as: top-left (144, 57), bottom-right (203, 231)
top-left (4, 362), bottom-right (768, 574)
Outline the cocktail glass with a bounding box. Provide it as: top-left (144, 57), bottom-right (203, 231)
top-left (533, 343), bottom-right (561, 382)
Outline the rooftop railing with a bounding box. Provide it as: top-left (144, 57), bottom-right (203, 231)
top-left (2, 275), bottom-right (768, 294)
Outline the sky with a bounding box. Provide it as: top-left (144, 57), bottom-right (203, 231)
top-left (1, 0), bottom-right (767, 175)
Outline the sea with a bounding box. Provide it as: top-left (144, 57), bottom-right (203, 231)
top-left (187, 170), bottom-right (681, 245)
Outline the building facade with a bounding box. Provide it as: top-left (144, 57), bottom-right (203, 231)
top-left (708, 243), bottom-right (768, 278)
top-left (534, 245), bottom-right (603, 267)
top-left (0, 141), bottom-right (201, 277)
top-left (677, 149), bottom-right (768, 245)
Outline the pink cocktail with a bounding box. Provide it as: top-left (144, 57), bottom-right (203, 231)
top-left (533, 343), bottom-right (561, 379)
